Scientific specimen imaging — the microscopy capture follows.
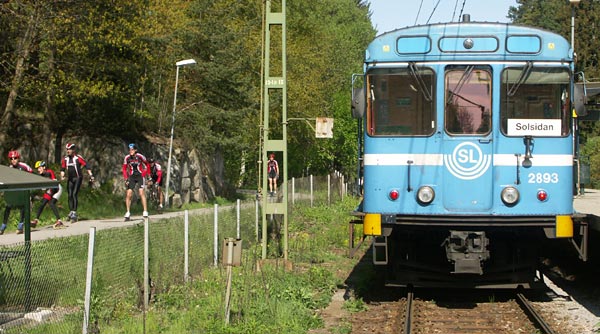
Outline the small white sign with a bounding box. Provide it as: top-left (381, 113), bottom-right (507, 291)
top-left (507, 119), bottom-right (562, 136)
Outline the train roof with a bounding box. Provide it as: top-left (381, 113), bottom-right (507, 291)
top-left (366, 22), bottom-right (572, 63)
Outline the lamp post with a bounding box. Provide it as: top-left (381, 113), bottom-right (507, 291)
top-left (165, 58), bottom-right (196, 208)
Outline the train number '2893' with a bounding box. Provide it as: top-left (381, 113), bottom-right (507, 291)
top-left (527, 172), bottom-right (559, 184)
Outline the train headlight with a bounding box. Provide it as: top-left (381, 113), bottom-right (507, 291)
top-left (501, 186), bottom-right (520, 205)
top-left (537, 190), bottom-right (548, 202)
top-left (417, 186), bottom-right (435, 204)
top-left (389, 189), bottom-right (399, 201)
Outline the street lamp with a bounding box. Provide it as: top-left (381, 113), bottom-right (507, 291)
top-left (165, 58), bottom-right (196, 207)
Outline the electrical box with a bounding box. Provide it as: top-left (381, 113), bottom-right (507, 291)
top-left (222, 238), bottom-right (242, 266)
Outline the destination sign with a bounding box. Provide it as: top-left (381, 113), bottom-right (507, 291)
top-left (507, 119), bottom-right (562, 136)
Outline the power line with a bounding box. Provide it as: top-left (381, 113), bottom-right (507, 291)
top-left (458, 0), bottom-right (467, 21)
top-left (415, 0), bottom-right (424, 25)
top-left (426, 0), bottom-right (443, 24)
top-left (452, 0), bottom-right (459, 22)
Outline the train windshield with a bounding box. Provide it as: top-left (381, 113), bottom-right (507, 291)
top-left (366, 67), bottom-right (435, 136)
top-left (501, 67), bottom-right (570, 136)
top-left (444, 66), bottom-right (492, 135)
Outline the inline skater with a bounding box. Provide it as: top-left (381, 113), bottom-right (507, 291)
top-left (147, 158), bottom-right (164, 213)
top-left (33, 161), bottom-right (64, 229)
top-left (60, 143), bottom-right (94, 223)
top-left (122, 143), bottom-right (150, 220)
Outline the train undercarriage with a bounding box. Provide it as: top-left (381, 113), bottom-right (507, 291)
top-left (361, 215), bottom-right (589, 289)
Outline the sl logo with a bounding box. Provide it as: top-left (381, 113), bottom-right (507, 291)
top-left (444, 142), bottom-right (491, 180)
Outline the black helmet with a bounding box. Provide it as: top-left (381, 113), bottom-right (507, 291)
top-left (148, 158), bottom-right (155, 163)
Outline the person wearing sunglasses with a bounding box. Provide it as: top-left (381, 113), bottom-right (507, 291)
top-left (1, 150), bottom-right (33, 235)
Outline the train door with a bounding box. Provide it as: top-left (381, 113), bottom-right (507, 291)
top-left (442, 65), bottom-right (493, 212)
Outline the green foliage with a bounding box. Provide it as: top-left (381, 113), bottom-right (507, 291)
top-left (1, 0), bottom-right (374, 194)
top-left (581, 136), bottom-right (600, 188)
top-left (342, 297), bottom-right (367, 313)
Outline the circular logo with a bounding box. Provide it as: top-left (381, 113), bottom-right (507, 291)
top-left (444, 142), bottom-right (491, 180)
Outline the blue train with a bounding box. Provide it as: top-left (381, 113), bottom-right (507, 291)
top-left (351, 17), bottom-right (590, 288)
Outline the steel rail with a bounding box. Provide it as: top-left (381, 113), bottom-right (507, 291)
top-left (403, 287), bottom-right (414, 334)
top-left (516, 292), bottom-right (557, 334)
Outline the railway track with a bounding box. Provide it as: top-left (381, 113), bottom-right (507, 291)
top-left (401, 288), bottom-right (557, 334)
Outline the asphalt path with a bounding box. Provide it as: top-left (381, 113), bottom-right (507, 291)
top-left (0, 206), bottom-right (220, 246)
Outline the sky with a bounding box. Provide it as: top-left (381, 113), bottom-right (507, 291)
top-left (369, 0), bottom-right (518, 34)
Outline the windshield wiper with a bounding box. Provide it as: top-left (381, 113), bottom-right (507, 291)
top-left (507, 61), bottom-right (533, 97)
top-left (447, 65), bottom-right (474, 105)
top-left (409, 62), bottom-right (432, 101)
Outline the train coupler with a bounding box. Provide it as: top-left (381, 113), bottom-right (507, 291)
top-left (442, 231), bottom-right (490, 275)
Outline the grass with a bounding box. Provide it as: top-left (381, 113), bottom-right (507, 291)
top-left (1, 186), bottom-right (364, 333)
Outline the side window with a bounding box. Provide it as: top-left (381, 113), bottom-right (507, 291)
top-left (500, 67), bottom-right (570, 136)
top-left (444, 66), bottom-right (492, 135)
top-left (366, 67), bottom-right (435, 136)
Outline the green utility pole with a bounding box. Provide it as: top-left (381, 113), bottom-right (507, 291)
top-left (261, 0), bottom-right (288, 260)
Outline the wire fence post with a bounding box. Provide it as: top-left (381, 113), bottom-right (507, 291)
top-left (214, 204), bottom-right (219, 267)
top-left (310, 174), bottom-right (314, 207)
top-left (82, 227), bottom-right (96, 334)
top-left (184, 210), bottom-right (189, 282)
top-left (144, 218), bottom-right (149, 312)
top-left (292, 177), bottom-right (295, 205)
top-left (255, 199), bottom-right (259, 242)
top-left (236, 199), bottom-right (241, 239)
top-left (327, 174), bottom-right (331, 205)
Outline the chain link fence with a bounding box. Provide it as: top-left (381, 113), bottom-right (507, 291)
top-left (0, 173), bottom-right (353, 333)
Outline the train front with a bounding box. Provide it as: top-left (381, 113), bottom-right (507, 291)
top-left (352, 22), bottom-right (586, 288)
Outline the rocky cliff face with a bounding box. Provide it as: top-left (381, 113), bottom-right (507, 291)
top-left (11, 134), bottom-right (218, 207)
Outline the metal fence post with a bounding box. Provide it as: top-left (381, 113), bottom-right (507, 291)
top-left (310, 174), bottom-right (314, 207)
top-left (82, 227), bottom-right (96, 334)
top-left (214, 204), bottom-right (219, 267)
top-left (255, 199), bottom-right (259, 242)
top-left (327, 174), bottom-right (331, 205)
top-left (184, 210), bottom-right (189, 282)
top-left (144, 218), bottom-right (149, 312)
top-left (236, 199), bottom-right (241, 239)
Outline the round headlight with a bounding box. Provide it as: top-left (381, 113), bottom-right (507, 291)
top-left (501, 186), bottom-right (520, 205)
top-left (417, 186), bottom-right (435, 204)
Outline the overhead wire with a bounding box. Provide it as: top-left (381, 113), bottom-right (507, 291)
top-left (458, 0), bottom-right (467, 21)
top-left (452, 0), bottom-right (459, 22)
top-left (415, 0), bottom-right (424, 25)
top-left (426, 0), bottom-right (443, 24)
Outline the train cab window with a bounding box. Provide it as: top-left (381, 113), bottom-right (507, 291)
top-left (501, 67), bottom-right (570, 136)
top-left (444, 66), bottom-right (492, 136)
top-left (366, 67), bottom-right (435, 136)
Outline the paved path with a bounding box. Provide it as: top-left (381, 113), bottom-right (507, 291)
top-left (0, 206), bottom-right (226, 246)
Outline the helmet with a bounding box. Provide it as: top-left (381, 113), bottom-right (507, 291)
top-left (148, 158), bottom-right (155, 163)
top-left (128, 143), bottom-right (137, 150)
top-left (8, 150), bottom-right (20, 159)
top-left (65, 143), bottom-right (76, 150)
top-left (35, 160), bottom-right (46, 169)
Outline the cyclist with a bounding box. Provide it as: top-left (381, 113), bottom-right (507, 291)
top-left (122, 143), bottom-right (150, 220)
top-left (147, 158), bottom-right (164, 213)
top-left (1, 150), bottom-right (33, 235)
top-left (33, 161), bottom-right (64, 229)
top-left (60, 143), bottom-right (94, 222)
